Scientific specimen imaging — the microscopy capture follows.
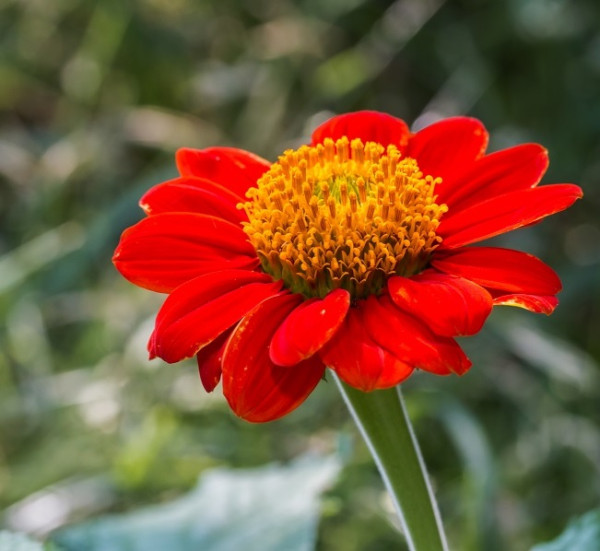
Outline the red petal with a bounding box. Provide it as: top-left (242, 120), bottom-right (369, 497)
top-left (432, 247), bottom-right (562, 295)
top-left (311, 111), bottom-right (410, 150)
top-left (151, 270), bottom-right (282, 363)
top-left (438, 184), bottom-right (583, 249)
top-left (222, 293), bottom-right (325, 422)
top-left (438, 144), bottom-right (549, 208)
top-left (363, 296), bottom-right (472, 376)
top-left (269, 289), bottom-right (350, 366)
top-left (140, 177), bottom-right (246, 222)
top-left (176, 147), bottom-right (270, 199)
top-left (319, 306), bottom-right (413, 392)
top-left (406, 117), bottom-right (488, 183)
top-left (493, 293), bottom-right (558, 315)
top-left (113, 213), bottom-right (257, 293)
top-left (388, 271), bottom-right (493, 337)
top-left (196, 330), bottom-right (231, 392)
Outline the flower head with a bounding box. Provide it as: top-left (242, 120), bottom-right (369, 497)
top-left (113, 111), bottom-right (582, 422)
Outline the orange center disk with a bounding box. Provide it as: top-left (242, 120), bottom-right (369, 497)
top-left (242, 137), bottom-right (447, 299)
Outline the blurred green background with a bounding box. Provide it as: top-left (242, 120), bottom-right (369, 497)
top-left (0, 0), bottom-right (599, 549)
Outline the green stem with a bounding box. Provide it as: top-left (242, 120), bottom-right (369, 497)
top-left (333, 374), bottom-right (448, 551)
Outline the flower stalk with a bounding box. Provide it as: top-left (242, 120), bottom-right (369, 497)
top-left (333, 373), bottom-right (448, 551)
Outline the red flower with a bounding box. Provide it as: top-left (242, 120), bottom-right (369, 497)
top-left (113, 111), bottom-right (582, 422)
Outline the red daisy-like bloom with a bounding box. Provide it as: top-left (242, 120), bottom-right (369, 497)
top-left (113, 111), bottom-right (582, 422)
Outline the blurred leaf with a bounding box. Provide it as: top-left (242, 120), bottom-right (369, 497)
top-left (52, 454), bottom-right (341, 551)
top-left (0, 531), bottom-right (58, 551)
top-left (436, 397), bottom-right (497, 551)
top-left (0, 223), bottom-right (85, 295)
top-left (498, 320), bottom-right (600, 391)
top-left (112, 407), bottom-right (178, 489)
top-left (530, 509), bottom-right (600, 551)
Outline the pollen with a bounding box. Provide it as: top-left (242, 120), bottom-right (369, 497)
top-left (241, 137), bottom-right (448, 299)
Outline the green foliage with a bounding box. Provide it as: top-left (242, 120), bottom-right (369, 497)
top-left (531, 509), bottom-right (600, 551)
